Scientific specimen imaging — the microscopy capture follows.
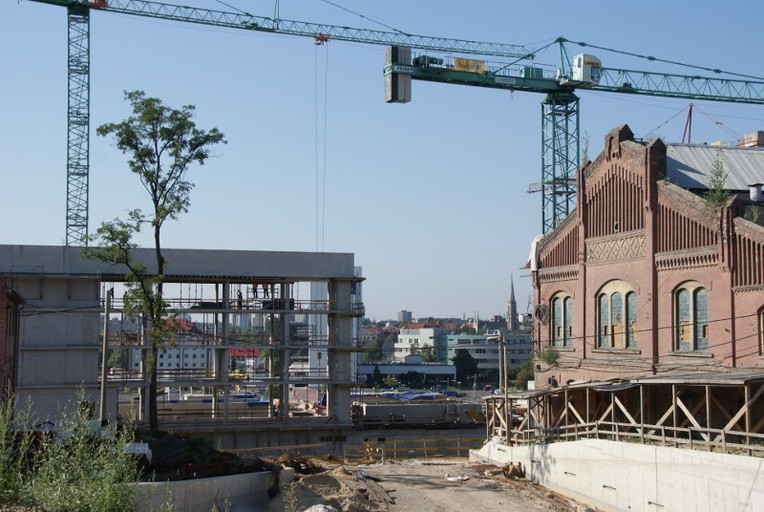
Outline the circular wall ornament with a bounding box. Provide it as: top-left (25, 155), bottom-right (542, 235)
top-left (534, 304), bottom-right (549, 325)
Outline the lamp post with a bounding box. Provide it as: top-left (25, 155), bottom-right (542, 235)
top-left (489, 334), bottom-right (509, 441)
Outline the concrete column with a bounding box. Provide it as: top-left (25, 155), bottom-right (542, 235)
top-left (327, 279), bottom-right (352, 424)
top-left (280, 283), bottom-right (290, 422)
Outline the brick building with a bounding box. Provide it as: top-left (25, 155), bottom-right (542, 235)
top-left (531, 125), bottom-right (764, 387)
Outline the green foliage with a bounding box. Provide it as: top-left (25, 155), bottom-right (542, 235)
top-left (704, 151), bottom-right (730, 210)
top-left (362, 338), bottom-right (384, 363)
top-left (28, 399), bottom-right (140, 512)
top-left (382, 375), bottom-right (399, 389)
top-left (745, 205), bottom-right (761, 223)
top-left (0, 391), bottom-right (34, 505)
top-left (371, 364), bottom-right (383, 386)
top-left (454, 324), bottom-right (476, 334)
top-left (95, 91), bottom-right (226, 228)
top-left (451, 349), bottom-right (479, 382)
top-left (512, 359), bottom-right (535, 391)
top-left (88, 91), bottom-right (225, 435)
top-left (539, 346), bottom-right (559, 366)
top-left (1, 389), bottom-right (141, 511)
top-left (419, 346), bottom-right (437, 363)
top-left (107, 348), bottom-right (128, 370)
top-left (398, 371), bottom-right (423, 388)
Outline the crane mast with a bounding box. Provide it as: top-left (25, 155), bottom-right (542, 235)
top-left (29, 0), bottom-right (532, 245)
top-left (27, 0), bottom-right (764, 241)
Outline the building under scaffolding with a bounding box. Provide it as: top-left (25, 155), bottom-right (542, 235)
top-left (0, 244), bottom-right (364, 447)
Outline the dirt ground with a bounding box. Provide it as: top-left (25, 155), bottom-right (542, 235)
top-left (265, 457), bottom-right (597, 512)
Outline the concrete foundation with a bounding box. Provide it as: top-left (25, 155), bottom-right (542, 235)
top-left (471, 439), bottom-right (764, 512)
top-left (134, 467), bottom-right (294, 512)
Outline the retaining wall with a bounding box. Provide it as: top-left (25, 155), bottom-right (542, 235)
top-left (134, 468), bottom-right (294, 512)
top-left (471, 439), bottom-right (763, 512)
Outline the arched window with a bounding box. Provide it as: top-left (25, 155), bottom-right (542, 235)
top-left (598, 294), bottom-right (609, 348)
top-left (626, 292), bottom-right (637, 347)
top-left (551, 293), bottom-right (572, 347)
top-left (596, 281), bottom-right (637, 348)
top-left (674, 282), bottom-right (708, 351)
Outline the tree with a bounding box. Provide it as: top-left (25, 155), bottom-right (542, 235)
top-left (371, 364), bottom-right (383, 386)
top-left (382, 375), bottom-right (399, 389)
top-left (362, 338), bottom-right (384, 363)
top-left (451, 349), bottom-right (478, 382)
top-left (87, 90), bottom-right (225, 435)
top-left (107, 348), bottom-right (128, 370)
top-left (419, 346), bottom-right (437, 363)
top-left (704, 151), bottom-right (729, 210)
top-left (512, 359), bottom-right (535, 391)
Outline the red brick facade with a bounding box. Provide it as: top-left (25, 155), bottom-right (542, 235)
top-left (0, 278), bottom-right (22, 397)
top-left (532, 125), bottom-right (764, 387)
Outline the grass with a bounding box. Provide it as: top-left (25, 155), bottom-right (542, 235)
top-left (0, 389), bottom-right (141, 512)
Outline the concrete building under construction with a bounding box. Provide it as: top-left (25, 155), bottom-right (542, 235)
top-left (0, 244), bottom-right (364, 448)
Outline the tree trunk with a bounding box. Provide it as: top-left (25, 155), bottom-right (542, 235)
top-left (149, 222), bottom-right (164, 435)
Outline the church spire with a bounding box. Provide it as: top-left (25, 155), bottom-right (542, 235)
top-left (507, 275), bottom-right (518, 332)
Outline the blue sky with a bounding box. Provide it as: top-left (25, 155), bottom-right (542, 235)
top-left (2, 1), bottom-right (764, 321)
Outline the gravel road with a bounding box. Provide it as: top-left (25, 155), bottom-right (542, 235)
top-left (337, 458), bottom-right (592, 512)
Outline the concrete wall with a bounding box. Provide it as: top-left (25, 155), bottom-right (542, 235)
top-left (135, 468), bottom-right (294, 512)
top-left (472, 439), bottom-right (763, 512)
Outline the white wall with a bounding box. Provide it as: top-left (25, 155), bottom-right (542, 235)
top-left (472, 439), bottom-right (763, 512)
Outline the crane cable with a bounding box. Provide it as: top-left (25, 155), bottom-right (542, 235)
top-left (315, 41), bottom-right (329, 252)
top-left (558, 37), bottom-right (764, 81)
top-left (646, 103), bottom-right (741, 142)
top-left (319, 0), bottom-right (408, 35)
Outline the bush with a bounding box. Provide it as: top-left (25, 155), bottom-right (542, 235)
top-left (0, 390), bottom-right (34, 505)
top-left (2, 388), bottom-right (141, 511)
top-left (28, 398), bottom-right (140, 512)
top-left (539, 346), bottom-right (559, 366)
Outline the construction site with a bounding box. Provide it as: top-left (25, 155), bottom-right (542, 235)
top-left (3, 2), bottom-right (764, 512)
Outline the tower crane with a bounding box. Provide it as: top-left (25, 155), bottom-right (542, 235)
top-left (26, 1), bottom-right (764, 243)
top-left (29, 0), bottom-right (533, 246)
top-left (384, 41), bottom-right (764, 233)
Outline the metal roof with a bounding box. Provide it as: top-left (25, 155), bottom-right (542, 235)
top-left (633, 370), bottom-right (764, 386)
top-left (500, 371), bottom-right (764, 400)
top-left (666, 144), bottom-right (764, 191)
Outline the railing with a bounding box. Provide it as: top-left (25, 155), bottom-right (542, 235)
top-left (499, 420), bottom-right (764, 457)
top-left (343, 436), bottom-right (485, 463)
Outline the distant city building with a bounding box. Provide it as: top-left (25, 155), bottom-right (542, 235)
top-left (359, 325), bottom-right (380, 346)
top-left (480, 315), bottom-right (508, 333)
top-left (395, 326), bottom-right (451, 363)
top-left (397, 310), bottom-right (412, 322)
top-left (356, 354), bottom-right (456, 386)
top-left (129, 318), bottom-right (212, 375)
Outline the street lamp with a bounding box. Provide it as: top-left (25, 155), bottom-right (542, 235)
top-left (488, 335), bottom-right (507, 394)
top-left (489, 334), bottom-right (509, 442)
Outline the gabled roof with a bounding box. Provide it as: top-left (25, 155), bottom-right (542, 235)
top-left (166, 317), bottom-right (203, 334)
top-left (666, 144), bottom-right (764, 191)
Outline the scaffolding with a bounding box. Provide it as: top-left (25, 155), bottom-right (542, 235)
top-left (101, 278), bottom-right (364, 427)
top-left (485, 372), bottom-right (764, 457)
